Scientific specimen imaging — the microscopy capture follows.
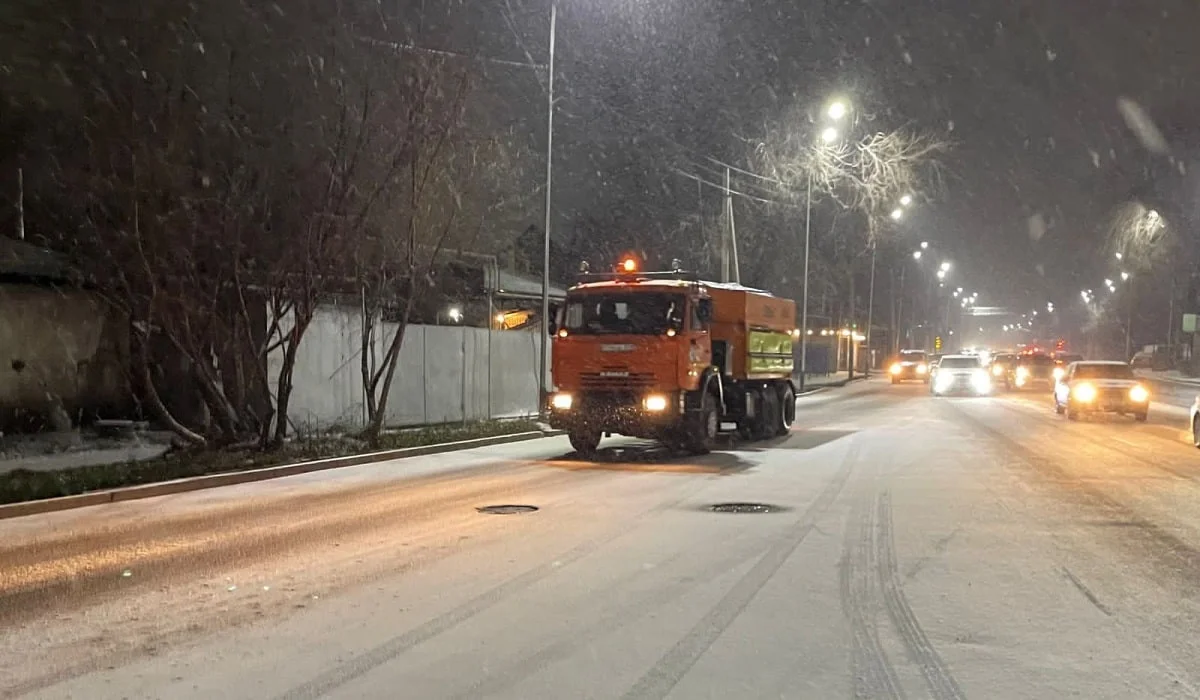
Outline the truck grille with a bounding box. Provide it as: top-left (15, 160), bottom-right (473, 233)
top-left (579, 370), bottom-right (656, 390)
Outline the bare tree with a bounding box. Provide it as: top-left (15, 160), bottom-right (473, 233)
top-left (1106, 202), bottom-right (1172, 271)
top-left (2, 0), bottom-right (514, 448)
top-left (750, 107), bottom-right (948, 334)
top-left (355, 60), bottom-right (537, 443)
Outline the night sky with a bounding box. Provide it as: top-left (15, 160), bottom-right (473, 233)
top-left (418, 0), bottom-right (1200, 337)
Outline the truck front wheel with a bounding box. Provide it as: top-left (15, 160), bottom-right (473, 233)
top-left (568, 429), bottom-right (601, 457)
top-left (685, 390), bottom-right (719, 455)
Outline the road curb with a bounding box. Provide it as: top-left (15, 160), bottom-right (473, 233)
top-left (0, 430), bottom-right (564, 521)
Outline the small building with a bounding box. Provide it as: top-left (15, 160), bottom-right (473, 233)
top-left (0, 237), bottom-right (131, 431)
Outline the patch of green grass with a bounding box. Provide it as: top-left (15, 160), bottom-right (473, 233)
top-left (0, 419), bottom-right (543, 506)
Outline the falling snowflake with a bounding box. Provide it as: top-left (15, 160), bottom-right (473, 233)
top-left (1046, 48), bottom-right (1057, 61)
top-left (1089, 149), bottom-right (1101, 168)
top-left (947, 121), bottom-right (955, 132)
top-left (1028, 213), bottom-right (1046, 241)
top-left (902, 51), bottom-right (913, 65)
top-left (1117, 97), bottom-right (1169, 155)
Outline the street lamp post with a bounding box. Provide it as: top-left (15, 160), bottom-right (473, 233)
top-left (538, 3), bottom-right (558, 414)
top-left (799, 98), bottom-right (848, 392)
top-left (800, 170), bottom-right (813, 392)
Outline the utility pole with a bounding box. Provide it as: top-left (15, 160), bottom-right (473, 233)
top-left (537, 3), bottom-right (556, 414)
top-left (724, 166), bottom-right (740, 284)
top-left (1125, 277), bottom-right (1135, 360)
top-left (864, 241), bottom-right (877, 376)
top-left (16, 168), bottom-right (24, 240)
top-left (799, 172), bottom-right (812, 392)
top-left (895, 264), bottom-right (906, 352)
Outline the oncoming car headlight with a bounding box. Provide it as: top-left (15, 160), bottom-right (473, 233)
top-left (971, 369), bottom-right (991, 393)
top-left (916, 363), bottom-right (928, 375)
top-left (1130, 385), bottom-right (1149, 403)
top-left (991, 365), bottom-right (1004, 377)
top-left (1072, 383), bottom-right (1097, 403)
top-left (890, 363), bottom-right (903, 375)
top-left (550, 392), bottom-right (573, 410)
top-left (643, 394), bottom-right (669, 412)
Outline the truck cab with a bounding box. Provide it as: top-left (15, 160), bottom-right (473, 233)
top-left (548, 260), bottom-right (797, 457)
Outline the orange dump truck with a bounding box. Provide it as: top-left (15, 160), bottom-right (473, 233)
top-left (548, 260), bottom-right (797, 456)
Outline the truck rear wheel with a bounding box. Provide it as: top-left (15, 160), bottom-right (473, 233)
top-left (568, 429), bottom-right (601, 457)
top-left (775, 386), bottom-right (795, 436)
top-left (685, 390), bottom-right (719, 455)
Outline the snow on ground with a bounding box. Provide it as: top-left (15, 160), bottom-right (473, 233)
top-left (5, 380), bottom-right (1200, 698)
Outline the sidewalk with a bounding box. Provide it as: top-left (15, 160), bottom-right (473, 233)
top-left (1134, 369), bottom-right (1200, 409)
top-left (1135, 368), bottom-right (1200, 386)
top-left (0, 432), bottom-right (172, 476)
top-left (796, 372), bottom-right (864, 393)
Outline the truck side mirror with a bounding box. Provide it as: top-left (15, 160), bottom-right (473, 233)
top-left (697, 299), bottom-right (713, 323)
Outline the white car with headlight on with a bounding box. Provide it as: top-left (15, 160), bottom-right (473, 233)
top-left (1053, 361), bottom-right (1148, 421)
top-left (929, 354), bottom-right (992, 396)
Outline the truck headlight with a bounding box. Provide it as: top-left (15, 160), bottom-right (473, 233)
top-left (643, 394), bottom-right (669, 412)
top-left (1129, 385), bottom-right (1149, 403)
top-left (551, 392), bottom-right (573, 410)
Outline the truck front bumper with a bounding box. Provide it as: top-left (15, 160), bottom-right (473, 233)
top-left (547, 390), bottom-right (683, 438)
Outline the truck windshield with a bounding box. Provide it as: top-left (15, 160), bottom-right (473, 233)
top-left (562, 293), bottom-right (685, 335)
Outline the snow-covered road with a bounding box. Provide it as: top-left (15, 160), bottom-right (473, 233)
top-left (4, 380), bottom-right (1200, 699)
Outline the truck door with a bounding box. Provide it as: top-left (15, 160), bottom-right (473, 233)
top-left (686, 297), bottom-right (713, 390)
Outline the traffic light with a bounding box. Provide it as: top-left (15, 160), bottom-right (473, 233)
top-left (934, 335), bottom-right (943, 352)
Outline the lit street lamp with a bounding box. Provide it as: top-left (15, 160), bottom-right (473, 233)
top-left (800, 98), bottom-right (851, 391)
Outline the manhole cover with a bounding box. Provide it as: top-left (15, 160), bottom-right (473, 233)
top-left (476, 505), bottom-right (539, 515)
top-left (709, 503), bottom-right (780, 514)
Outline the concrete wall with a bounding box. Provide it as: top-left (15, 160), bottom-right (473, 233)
top-left (0, 283), bottom-right (130, 427)
top-left (276, 303), bottom-right (548, 432)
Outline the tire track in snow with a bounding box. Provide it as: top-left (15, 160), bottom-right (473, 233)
top-left (444, 544), bottom-right (767, 700)
top-left (275, 476), bottom-right (711, 700)
top-left (876, 490), bottom-right (966, 700)
top-left (619, 440), bottom-right (860, 700)
top-left (841, 493), bottom-right (906, 699)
